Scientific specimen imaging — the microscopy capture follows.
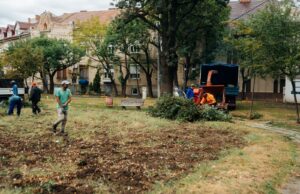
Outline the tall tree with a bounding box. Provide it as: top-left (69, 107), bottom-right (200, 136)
top-left (2, 41), bottom-right (43, 85)
top-left (73, 17), bottom-right (119, 96)
top-left (31, 37), bottom-right (84, 94)
top-left (108, 18), bottom-right (157, 97)
top-left (250, 0), bottom-right (300, 122)
top-left (177, 0), bottom-right (229, 90)
top-left (114, 0), bottom-right (229, 95)
top-left (93, 69), bottom-right (101, 94)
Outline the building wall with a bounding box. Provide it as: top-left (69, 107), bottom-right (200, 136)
top-left (284, 76), bottom-right (300, 103)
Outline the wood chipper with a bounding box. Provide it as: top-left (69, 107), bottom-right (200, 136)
top-left (196, 64), bottom-right (239, 110)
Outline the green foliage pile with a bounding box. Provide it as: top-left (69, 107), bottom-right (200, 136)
top-left (149, 96), bottom-right (231, 122)
top-left (199, 105), bottom-right (232, 122)
top-left (250, 112), bottom-right (263, 120)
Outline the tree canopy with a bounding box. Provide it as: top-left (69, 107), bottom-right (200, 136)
top-left (114, 0), bottom-right (230, 94)
top-left (239, 0), bottom-right (300, 122)
top-left (31, 37), bottom-right (84, 93)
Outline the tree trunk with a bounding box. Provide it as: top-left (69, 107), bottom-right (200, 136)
top-left (291, 80), bottom-right (300, 123)
top-left (159, 0), bottom-right (178, 95)
top-left (146, 73), bottom-right (154, 98)
top-left (240, 69), bottom-right (246, 100)
top-left (40, 71), bottom-right (49, 93)
top-left (160, 57), bottom-right (174, 95)
top-left (183, 55), bottom-right (191, 91)
top-left (121, 81), bottom-right (127, 97)
top-left (49, 74), bottom-right (55, 94)
top-left (111, 80), bottom-right (118, 97)
top-left (173, 64), bottom-right (179, 88)
top-left (249, 76), bottom-right (256, 119)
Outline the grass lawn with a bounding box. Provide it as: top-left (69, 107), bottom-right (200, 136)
top-left (232, 100), bottom-right (300, 131)
top-left (0, 97), bottom-right (299, 193)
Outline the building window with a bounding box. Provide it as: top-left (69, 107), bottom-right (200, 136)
top-left (131, 88), bottom-right (138, 95)
top-left (43, 23), bottom-right (48, 31)
top-left (104, 67), bottom-right (114, 79)
top-left (57, 69), bottom-right (67, 80)
top-left (108, 44), bottom-right (115, 54)
top-left (129, 44), bottom-right (140, 54)
top-left (130, 65), bottom-right (140, 79)
top-left (273, 80), bottom-right (278, 94)
top-left (79, 66), bottom-right (89, 80)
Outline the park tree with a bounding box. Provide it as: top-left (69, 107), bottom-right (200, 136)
top-left (249, 0), bottom-right (300, 122)
top-left (2, 41), bottom-right (43, 86)
top-left (225, 21), bottom-right (256, 99)
top-left (31, 37), bottom-right (84, 94)
top-left (107, 17), bottom-right (157, 97)
top-left (73, 17), bottom-right (119, 96)
top-left (227, 20), bottom-right (266, 118)
top-left (177, 0), bottom-right (230, 90)
top-left (114, 0), bottom-right (229, 95)
top-left (93, 69), bottom-right (101, 94)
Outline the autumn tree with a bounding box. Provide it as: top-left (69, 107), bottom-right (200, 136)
top-left (2, 41), bottom-right (43, 85)
top-left (106, 18), bottom-right (157, 97)
top-left (73, 17), bottom-right (119, 96)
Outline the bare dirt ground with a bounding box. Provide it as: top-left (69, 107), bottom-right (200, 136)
top-left (0, 126), bottom-right (244, 194)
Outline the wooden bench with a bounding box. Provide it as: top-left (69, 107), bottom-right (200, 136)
top-left (120, 98), bottom-right (145, 110)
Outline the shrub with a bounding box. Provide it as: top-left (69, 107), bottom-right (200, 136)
top-left (93, 70), bottom-right (101, 94)
top-left (148, 95), bottom-right (200, 122)
top-left (199, 105), bottom-right (232, 121)
top-left (149, 96), bottom-right (232, 122)
top-left (250, 112), bottom-right (263, 120)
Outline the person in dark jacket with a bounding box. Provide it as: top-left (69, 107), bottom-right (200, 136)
top-left (29, 82), bottom-right (42, 114)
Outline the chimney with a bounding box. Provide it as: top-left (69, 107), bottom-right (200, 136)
top-left (28, 18), bottom-right (31, 23)
top-left (240, 0), bottom-right (251, 3)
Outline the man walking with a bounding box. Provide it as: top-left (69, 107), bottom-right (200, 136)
top-left (52, 80), bottom-right (72, 135)
top-left (29, 82), bottom-right (42, 114)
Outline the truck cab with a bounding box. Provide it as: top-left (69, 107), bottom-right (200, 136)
top-left (0, 79), bottom-right (25, 101)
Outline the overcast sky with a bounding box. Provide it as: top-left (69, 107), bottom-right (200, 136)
top-left (0, 0), bottom-right (113, 27)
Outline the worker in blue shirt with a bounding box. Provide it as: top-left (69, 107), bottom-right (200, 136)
top-left (8, 95), bottom-right (22, 116)
top-left (10, 80), bottom-right (18, 96)
top-left (186, 84), bottom-right (195, 99)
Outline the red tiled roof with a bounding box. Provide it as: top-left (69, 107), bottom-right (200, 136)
top-left (229, 0), bottom-right (269, 20)
top-left (16, 21), bottom-right (33, 30)
top-left (7, 24), bottom-right (14, 29)
top-left (0, 27), bottom-right (6, 33)
top-left (57, 9), bottom-right (120, 24)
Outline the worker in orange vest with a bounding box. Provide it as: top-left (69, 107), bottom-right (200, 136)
top-left (193, 87), bottom-right (203, 104)
top-left (200, 92), bottom-right (217, 106)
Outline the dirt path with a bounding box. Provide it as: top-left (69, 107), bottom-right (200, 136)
top-left (246, 122), bottom-right (300, 194)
